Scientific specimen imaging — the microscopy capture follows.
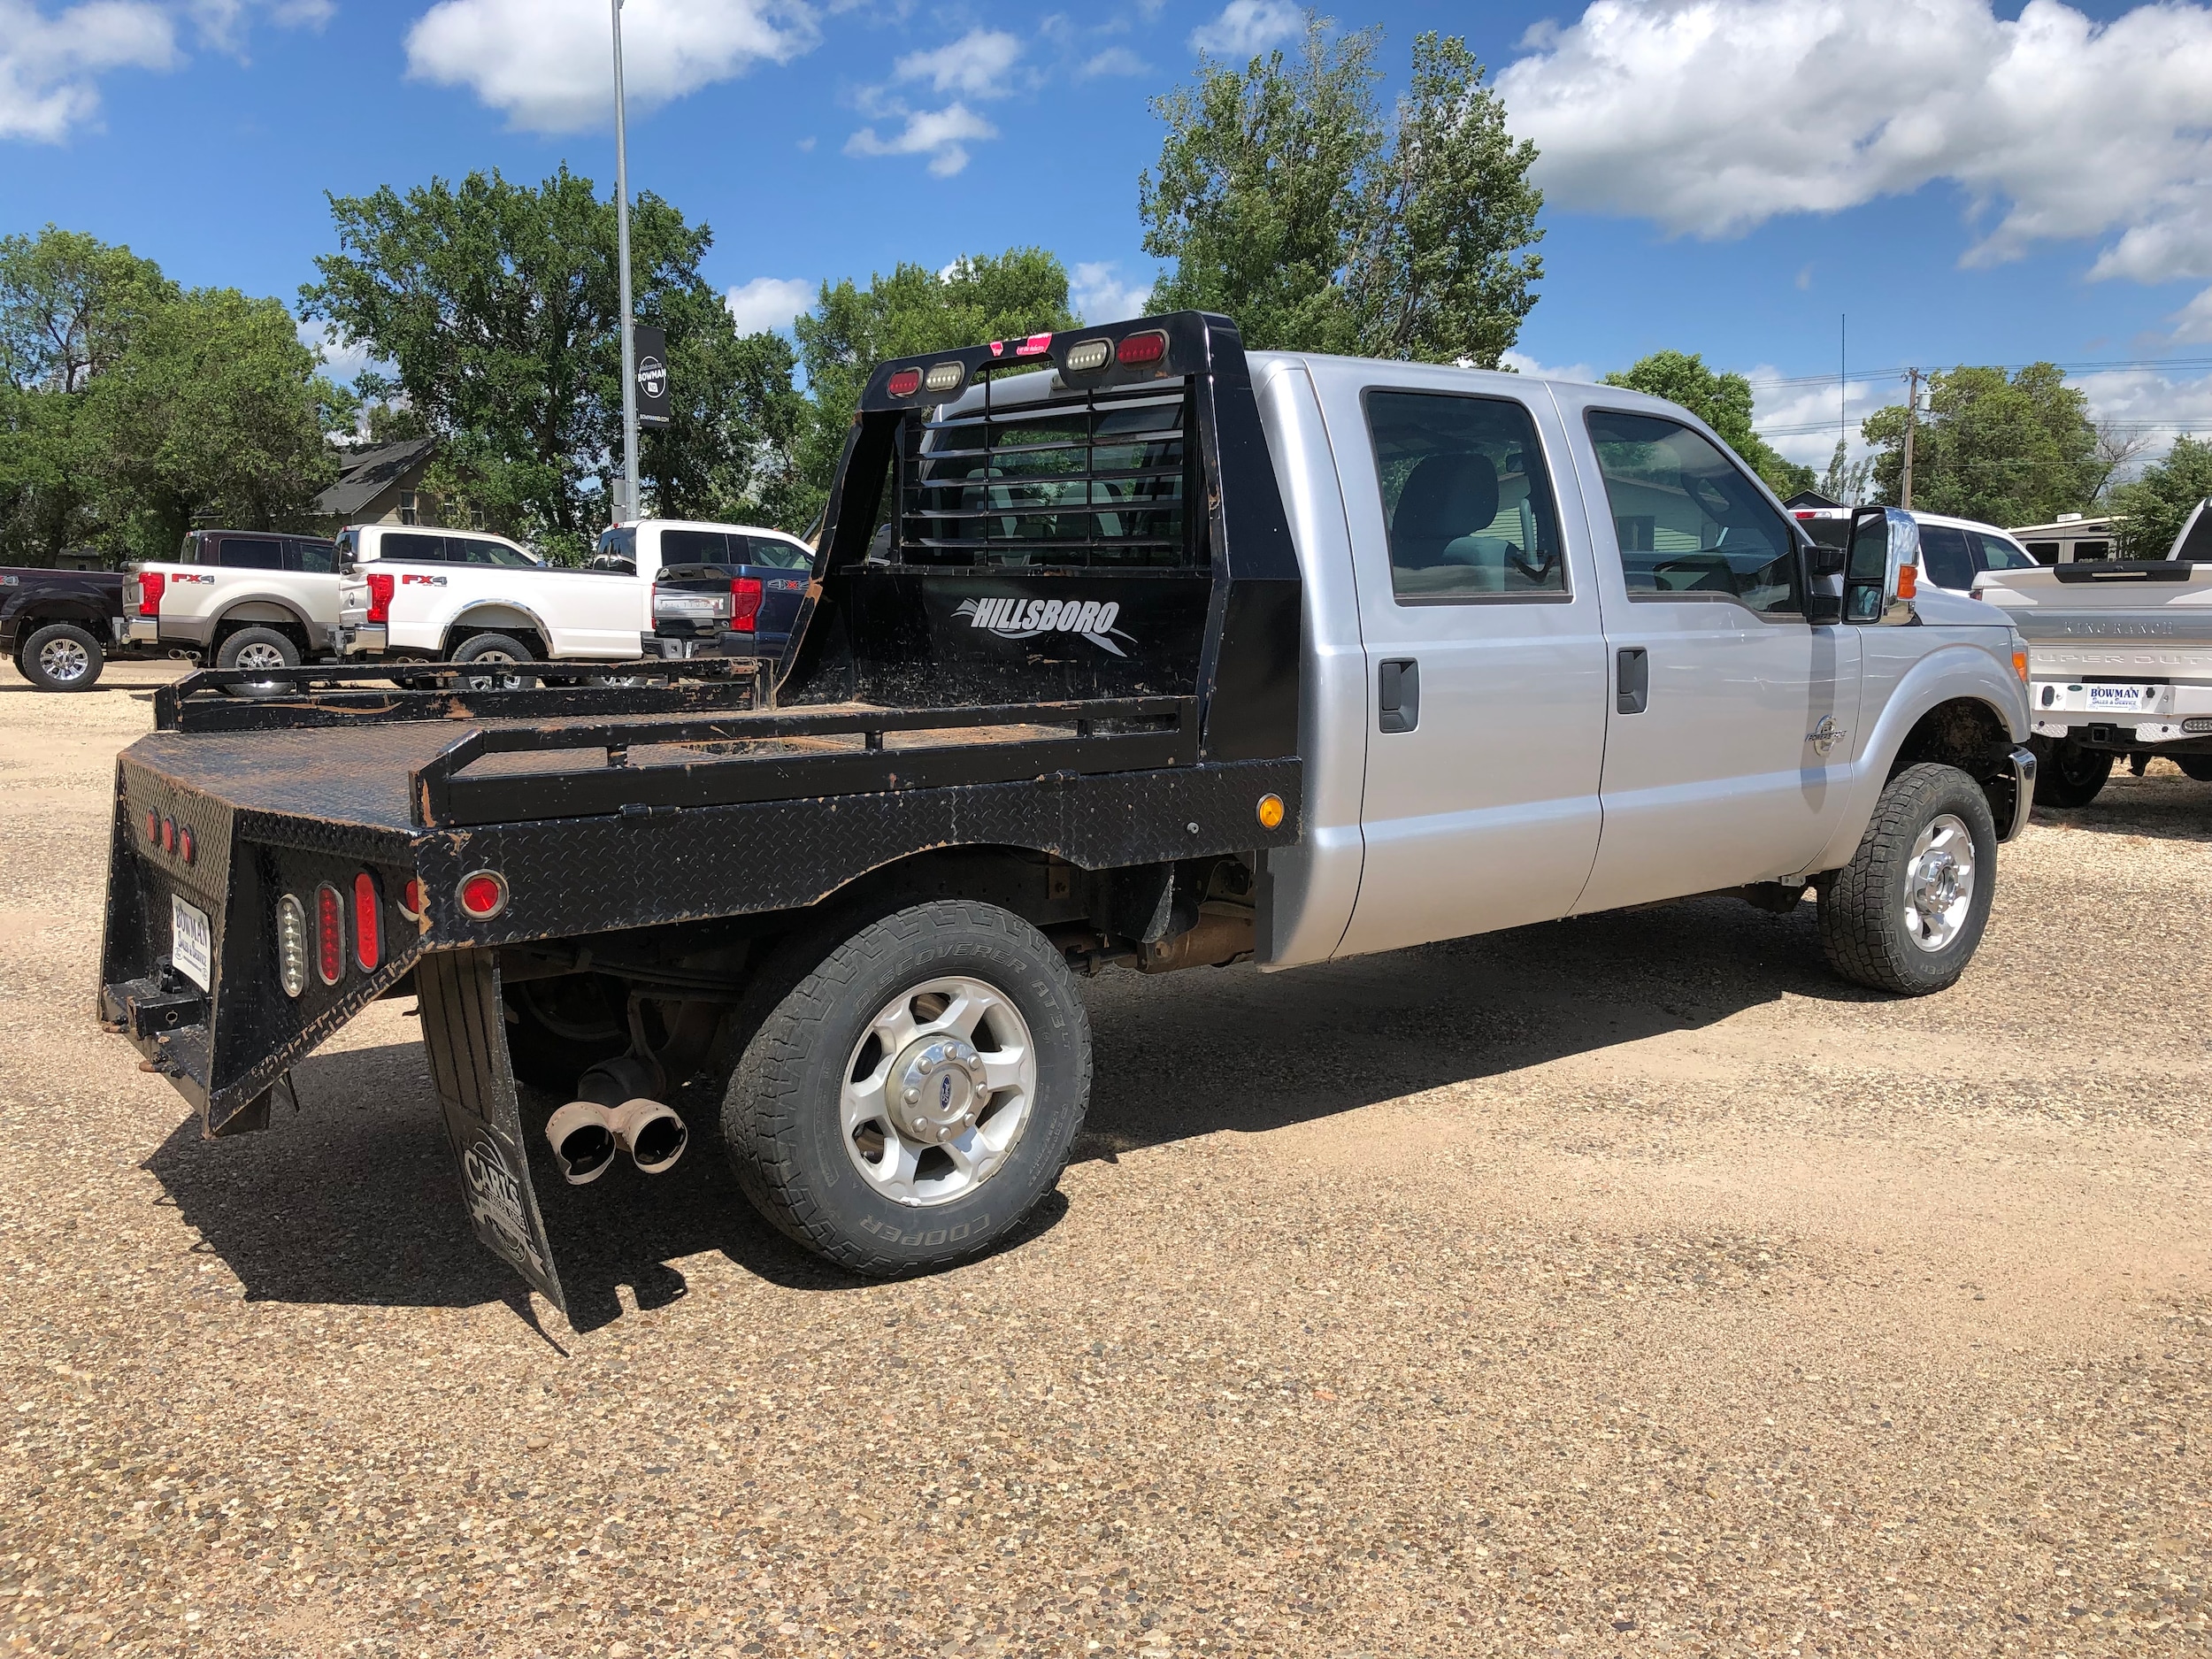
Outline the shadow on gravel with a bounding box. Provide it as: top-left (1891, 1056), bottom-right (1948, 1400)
top-left (142, 1059), bottom-right (1070, 1333)
top-left (143, 892), bottom-right (1845, 1329)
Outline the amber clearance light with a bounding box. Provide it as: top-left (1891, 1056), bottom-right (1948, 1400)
top-left (1256, 793), bottom-right (1286, 830)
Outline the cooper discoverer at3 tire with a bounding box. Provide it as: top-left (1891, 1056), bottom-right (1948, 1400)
top-left (1817, 761), bottom-right (1998, 996)
top-left (720, 900), bottom-right (1092, 1276)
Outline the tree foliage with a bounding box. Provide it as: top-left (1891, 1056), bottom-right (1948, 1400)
top-left (1861, 364), bottom-right (2098, 526)
top-left (2110, 434), bottom-right (2212, 557)
top-left (1141, 20), bottom-right (1542, 364)
top-left (302, 166), bottom-right (808, 558)
top-left (1, 227), bottom-right (340, 565)
top-left (792, 249), bottom-right (1076, 516)
top-left (1602, 350), bottom-right (1815, 498)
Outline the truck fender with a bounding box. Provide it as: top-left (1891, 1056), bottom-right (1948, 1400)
top-left (444, 602), bottom-right (551, 655)
top-left (217, 597), bottom-right (315, 636)
top-left (1808, 639), bottom-right (2030, 875)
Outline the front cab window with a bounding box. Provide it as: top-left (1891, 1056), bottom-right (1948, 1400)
top-left (1585, 411), bottom-right (1803, 618)
top-left (1364, 390), bottom-right (1568, 603)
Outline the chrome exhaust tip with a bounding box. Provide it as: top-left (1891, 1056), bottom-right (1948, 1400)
top-left (545, 1101), bottom-right (618, 1186)
top-left (610, 1097), bottom-right (687, 1175)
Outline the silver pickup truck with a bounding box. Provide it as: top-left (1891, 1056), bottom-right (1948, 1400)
top-left (100, 314), bottom-right (2035, 1307)
top-left (1975, 557), bottom-right (2212, 804)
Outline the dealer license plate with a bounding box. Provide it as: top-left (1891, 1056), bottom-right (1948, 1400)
top-left (2036, 680), bottom-right (2161, 714)
top-left (171, 894), bottom-right (211, 991)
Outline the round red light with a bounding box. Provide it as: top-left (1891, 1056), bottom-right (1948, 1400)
top-left (399, 878), bottom-right (424, 920)
top-left (886, 367), bottom-right (923, 397)
top-left (178, 828), bottom-right (195, 864)
top-left (160, 818), bottom-right (176, 854)
top-left (458, 871), bottom-right (508, 920)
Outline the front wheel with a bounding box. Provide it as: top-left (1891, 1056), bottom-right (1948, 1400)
top-left (19, 622), bottom-right (104, 691)
top-left (1818, 762), bottom-right (1998, 995)
top-left (722, 901), bottom-right (1092, 1276)
top-left (2031, 736), bottom-right (2111, 808)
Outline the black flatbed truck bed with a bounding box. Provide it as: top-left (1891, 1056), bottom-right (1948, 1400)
top-left (100, 312), bottom-right (1303, 1310)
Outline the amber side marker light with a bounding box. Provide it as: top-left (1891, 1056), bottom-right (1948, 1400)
top-left (2013, 649), bottom-right (2031, 683)
top-left (1896, 564), bottom-right (1918, 600)
top-left (1256, 793), bottom-right (1286, 830)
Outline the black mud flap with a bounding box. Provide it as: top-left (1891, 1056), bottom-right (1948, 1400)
top-left (415, 949), bottom-right (566, 1315)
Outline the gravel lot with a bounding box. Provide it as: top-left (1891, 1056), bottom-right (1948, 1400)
top-left (2, 657), bottom-right (2207, 1658)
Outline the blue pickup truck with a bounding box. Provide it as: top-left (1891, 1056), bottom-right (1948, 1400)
top-left (593, 518), bottom-right (813, 661)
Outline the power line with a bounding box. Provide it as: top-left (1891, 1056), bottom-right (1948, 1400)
top-left (1746, 356), bottom-right (2212, 390)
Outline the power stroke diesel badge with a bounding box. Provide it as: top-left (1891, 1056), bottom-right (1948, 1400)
top-left (955, 595), bottom-right (1135, 657)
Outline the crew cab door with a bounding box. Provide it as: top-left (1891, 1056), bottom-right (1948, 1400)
top-left (1326, 377), bottom-right (1610, 956)
top-left (1566, 403), bottom-right (1862, 912)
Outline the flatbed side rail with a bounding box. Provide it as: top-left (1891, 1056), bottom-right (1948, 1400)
top-left (152, 658), bottom-right (772, 734)
top-left (410, 695), bottom-right (1202, 829)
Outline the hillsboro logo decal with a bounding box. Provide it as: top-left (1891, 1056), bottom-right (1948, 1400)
top-left (955, 596), bottom-right (1134, 657)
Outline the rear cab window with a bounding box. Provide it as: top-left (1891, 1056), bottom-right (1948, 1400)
top-left (1968, 529), bottom-right (2038, 573)
top-left (1584, 411), bottom-right (1803, 618)
top-left (1363, 389), bottom-right (1567, 602)
top-left (1916, 522), bottom-right (1975, 590)
top-left (217, 537), bottom-right (285, 571)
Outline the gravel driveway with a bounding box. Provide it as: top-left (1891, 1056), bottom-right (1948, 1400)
top-left (2, 659), bottom-right (2206, 1657)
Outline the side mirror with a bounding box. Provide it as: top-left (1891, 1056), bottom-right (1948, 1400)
top-left (1801, 534), bottom-right (1846, 625)
top-left (1844, 506), bottom-right (1920, 626)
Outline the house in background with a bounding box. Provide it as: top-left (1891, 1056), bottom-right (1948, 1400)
top-left (311, 438), bottom-right (477, 531)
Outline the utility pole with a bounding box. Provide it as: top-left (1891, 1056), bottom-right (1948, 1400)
top-left (611, 0), bottom-right (639, 526)
top-left (1900, 366), bottom-right (1921, 510)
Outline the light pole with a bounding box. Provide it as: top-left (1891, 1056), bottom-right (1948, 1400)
top-left (611, 0), bottom-right (639, 525)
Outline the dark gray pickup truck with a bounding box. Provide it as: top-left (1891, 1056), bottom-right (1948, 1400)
top-left (2, 565), bottom-right (129, 690)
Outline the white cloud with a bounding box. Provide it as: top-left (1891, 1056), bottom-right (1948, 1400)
top-left (1189, 0), bottom-right (1299, 57)
top-left (1079, 45), bottom-right (1147, 78)
top-left (724, 275), bottom-right (814, 334)
top-left (892, 27), bottom-right (1018, 97)
top-left (2071, 366), bottom-right (2212, 448)
top-left (1498, 0), bottom-right (2212, 312)
top-left (1749, 368), bottom-right (1893, 468)
top-left (844, 100), bottom-right (995, 176)
top-left (405, 0), bottom-right (816, 134)
top-left (296, 317), bottom-right (382, 381)
top-left (1070, 260), bottom-right (1152, 325)
top-left (1, 1), bottom-right (174, 141)
top-left (1499, 348), bottom-right (1601, 384)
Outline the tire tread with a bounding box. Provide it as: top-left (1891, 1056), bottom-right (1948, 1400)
top-left (1818, 762), bottom-right (1993, 995)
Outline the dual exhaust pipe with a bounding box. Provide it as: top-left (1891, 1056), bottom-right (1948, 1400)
top-left (544, 1055), bottom-right (688, 1186)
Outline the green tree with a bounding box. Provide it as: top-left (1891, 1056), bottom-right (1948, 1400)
top-left (1602, 349), bottom-right (1815, 497)
top-left (2110, 434), bottom-right (2212, 557)
top-left (1818, 438), bottom-right (1873, 506)
top-left (1861, 364), bottom-right (2098, 526)
top-left (302, 166), bottom-right (804, 557)
top-left (81, 288), bottom-right (342, 561)
top-left (792, 249), bottom-right (1076, 515)
top-left (1140, 18), bottom-right (1542, 364)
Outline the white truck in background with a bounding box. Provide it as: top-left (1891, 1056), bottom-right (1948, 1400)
top-left (1975, 559), bottom-right (2212, 804)
top-left (123, 529), bottom-right (348, 680)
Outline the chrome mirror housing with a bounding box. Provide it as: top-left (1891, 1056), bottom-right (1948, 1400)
top-left (1845, 506), bottom-right (1920, 626)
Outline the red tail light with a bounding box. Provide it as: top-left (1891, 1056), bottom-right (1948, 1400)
top-left (730, 576), bottom-right (764, 633)
top-left (458, 871), bottom-right (508, 920)
top-left (137, 571), bottom-right (165, 617)
top-left (352, 872), bottom-right (381, 972)
top-left (398, 878), bottom-right (424, 920)
top-left (314, 883), bottom-right (344, 986)
top-left (365, 571), bottom-right (395, 624)
top-left (886, 367), bottom-right (923, 397)
top-left (1117, 331), bottom-right (1167, 367)
top-left (160, 818), bottom-right (176, 854)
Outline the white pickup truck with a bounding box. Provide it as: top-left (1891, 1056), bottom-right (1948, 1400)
top-left (1975, 557), bottom-right (2212, 804)
top-left (333, 524), bottom-right (650, 671)
top-left (123, 528), bottom-right (347, 677)
top-left (101, 314), bottom-right (2038, 1307)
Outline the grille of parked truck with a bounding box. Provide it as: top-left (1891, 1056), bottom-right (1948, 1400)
top-left (97, 313), bottom-right (2035, 1313)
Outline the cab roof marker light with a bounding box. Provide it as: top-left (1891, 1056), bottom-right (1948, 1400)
top-left (1064, 339), bottom-right (1112, 374)
top-left (923, 361), bottom-right (964, 394)
top-left (1117, 330), bottom-right (1167, 367)
top-left (886, 367), bottom-right (923, 398)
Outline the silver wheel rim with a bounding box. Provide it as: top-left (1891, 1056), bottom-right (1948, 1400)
top-left (37, 637), bottom-right (89, 682)
top-left (460, 649), bottom-right (526, 689)
top-left (233, 641), bottom-right (288, 675)
top-left (1904, 812), bottom-right (1975, 951)
top-left (841, 975), bottom-right (1036, 1208)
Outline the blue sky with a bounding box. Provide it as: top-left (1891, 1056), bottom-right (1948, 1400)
top-left (8, 0), bottom-right (2212, 470)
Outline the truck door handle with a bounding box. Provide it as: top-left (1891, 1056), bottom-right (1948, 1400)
top-left (1617, 647), bottom-right (1648, 715)
top-left (1378, 658), bottom-right (1419, 733)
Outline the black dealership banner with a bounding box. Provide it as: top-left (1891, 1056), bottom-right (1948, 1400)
top-left (633, 323), bottom-right (671, 429)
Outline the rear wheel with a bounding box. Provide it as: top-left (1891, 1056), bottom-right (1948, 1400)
top-left (216, 626), bottom-right (300, 698)
top-left (722, 900), bottom-right (1091, 1275)
top-left (19, 622), bottom-right (104, 692)
top-left (1818, 762), bottom-right (1998, 995)
top-left (2031, 736), bottom-right (2111, 808)
top-left (450, 632), bottom-right (536, 689)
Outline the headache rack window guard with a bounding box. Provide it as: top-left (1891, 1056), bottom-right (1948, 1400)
top-left (893, 378), bottom-right (1202, 570)
top-left (409, 695), bottom-right (1201, 828)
